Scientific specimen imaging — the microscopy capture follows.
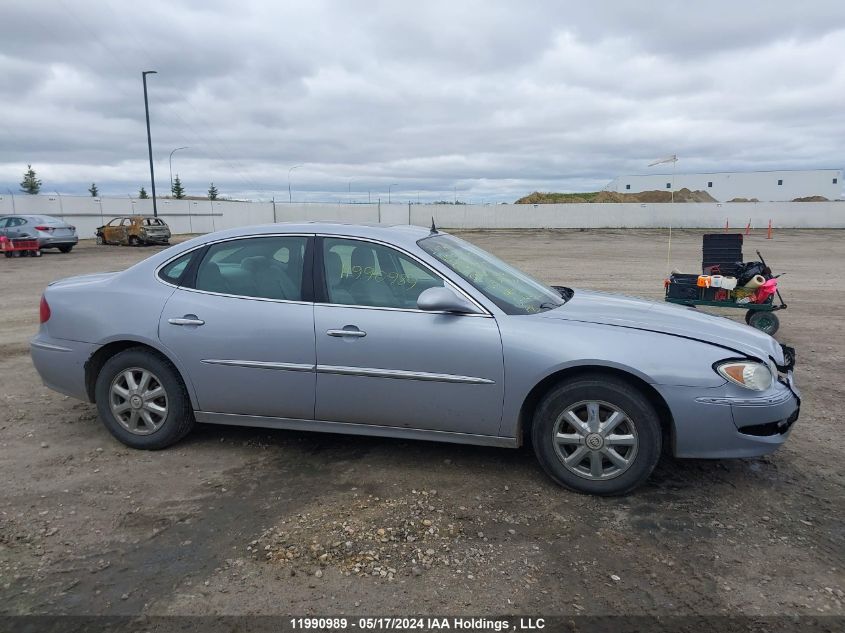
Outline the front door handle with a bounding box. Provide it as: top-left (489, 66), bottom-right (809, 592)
top-left (326, 328), bottom-right (366, 338)
top-left (169, 316), bottom-right (205, 326)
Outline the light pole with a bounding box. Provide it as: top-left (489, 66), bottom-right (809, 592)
top-left (169, 146), bottom-right (189, 192)
top-left (142, 70), bottom-right (158, 217)
top-left (348, 180), bottom-right (353, 204)
top-left (288, 164), bottom-right (302, 203)
top-left (388, 183), bottom-right (397, 204)
top-left (648, 154), bottom-right (679, 271)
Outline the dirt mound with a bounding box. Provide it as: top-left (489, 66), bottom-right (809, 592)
top-left (728, 197), bottom-right (760, 203)
top-left (792, 196), bottom-right (829, 202)
top-left (516, 188), bottom-right (716, 204)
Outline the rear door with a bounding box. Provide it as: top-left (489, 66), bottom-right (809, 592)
top-left (159, 234), bottom-right (316, 419)
top-left (313, 236), bottom-right (504, 436)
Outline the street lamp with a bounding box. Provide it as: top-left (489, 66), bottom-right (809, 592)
top-left (388, 183), bottom-right (397, 204)
top-left (348, 180), bottom-right (353, 204)
top-left (288, 164), bottom-right (302, 203)
top-left (169, 146), bottom-right (189, 192)
top-left (142, 70), bottom-right (158, 217)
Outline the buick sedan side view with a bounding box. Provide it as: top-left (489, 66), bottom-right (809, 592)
top-left (31, 223), bottom-right (800, 495)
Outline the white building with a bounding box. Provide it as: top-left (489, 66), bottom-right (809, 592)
top-left (605, 168), bottom-right (843, 202)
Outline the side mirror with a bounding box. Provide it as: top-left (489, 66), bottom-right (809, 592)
top-left (417, 286), bottom-right (480, 314)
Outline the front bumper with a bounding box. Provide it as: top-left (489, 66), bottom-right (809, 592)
top-left (656, 372), bottom-right (800, 459)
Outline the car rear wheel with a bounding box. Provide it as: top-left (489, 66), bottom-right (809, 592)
top-left (94, 348), bottom-right (194, 449)
top-left (531, 374), bottom-right (661, 496)
top-left (58, 245), bottom-right (73, 253)
top-left (128, 236), bottom-right (141, 247)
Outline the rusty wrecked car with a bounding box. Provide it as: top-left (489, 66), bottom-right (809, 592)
top-left (96, 215), bottom-right (171, 246)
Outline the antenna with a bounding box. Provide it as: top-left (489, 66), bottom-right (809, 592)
top-left (430, 217), bottom-right (438, 233)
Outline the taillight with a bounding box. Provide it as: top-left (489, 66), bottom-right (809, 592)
top-left (40, 295), bottom-right (51, 323)
top-left (35, 225), bottom-right (53, 232)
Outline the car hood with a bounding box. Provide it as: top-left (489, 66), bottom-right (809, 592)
top-left (539, 289), bottom-right (784, 364)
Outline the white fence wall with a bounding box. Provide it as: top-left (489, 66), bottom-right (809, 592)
top-left (0, 195), bottom-right (842, 237)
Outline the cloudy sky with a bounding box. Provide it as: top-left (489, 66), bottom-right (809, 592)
top-left (1, 0), bottom-right (843, 202)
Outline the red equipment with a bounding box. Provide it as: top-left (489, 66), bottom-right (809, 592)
top-left (0, 235), bottom-right (42, 258)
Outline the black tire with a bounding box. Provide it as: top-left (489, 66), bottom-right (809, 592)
top-left (96, 234), bottom-right (104, 245)
top-left (748, 311), bottom-right (779, 336)
top-left (94, 347), bottom-right (194, 449)
top-left (58, 245), bottom-right (73, 253)
top-left (128, 236), bottom-right (140, 247)
top-left (531, 374), bottom-right (662, 496)
top-left (745, 310), bottom-right (754, 325)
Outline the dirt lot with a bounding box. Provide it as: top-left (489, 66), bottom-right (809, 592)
top-left (0, 229), bottom-right (842, 618)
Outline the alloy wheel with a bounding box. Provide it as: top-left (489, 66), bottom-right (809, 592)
top-left (552, 400), bottom-right (639, 481)
top-left (109, 367), bottom-right (169, 435)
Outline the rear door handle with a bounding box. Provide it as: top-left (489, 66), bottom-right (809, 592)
top-left (326, 328), bottom-right (366, 338)
top-left (169, 316), bottom-right (205, 326)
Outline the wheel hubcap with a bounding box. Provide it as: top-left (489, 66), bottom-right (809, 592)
top-left (109, 367), bottom-right (168, 435)
top-left (552, 400), bottom-right (638, 481)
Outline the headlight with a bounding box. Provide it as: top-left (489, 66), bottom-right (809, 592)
top-left (716, 360), bottom-right (773, 391)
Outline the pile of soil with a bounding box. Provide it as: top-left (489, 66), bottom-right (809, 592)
top-left (728, 198), bottom-right (760, 203)
top-left (516, 188), bottom-right (717, 204)
top-left (792, 196), bottom-right (829, 202)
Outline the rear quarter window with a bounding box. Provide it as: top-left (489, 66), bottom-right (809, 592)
top-left (158, 251), bottom-right (194, 285)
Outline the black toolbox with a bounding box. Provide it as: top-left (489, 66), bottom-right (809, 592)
top-left (702, 233), bottom-right (743, 275)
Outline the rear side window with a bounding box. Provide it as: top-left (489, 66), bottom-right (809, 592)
top-left (158, 251), bottom-right (194, 285)
top-left (194, 236), bottom-right (309, 301)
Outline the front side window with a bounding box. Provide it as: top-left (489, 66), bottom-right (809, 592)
top-left (194, 236), bottom-right (308, 301)
top-left (322, 237), bottom-right (444, 309)
top-left (419, 234), bottom-right (564, 315)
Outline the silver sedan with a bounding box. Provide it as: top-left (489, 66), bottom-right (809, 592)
top-left (30, 223), bottom-right (800, 495)
top-left (0, 214), bottom-right (78, 252)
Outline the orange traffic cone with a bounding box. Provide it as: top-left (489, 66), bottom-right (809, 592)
top-left (767, 219), bottom-right (773, 239)
top-left (745, 219), bottom-right (751, 235)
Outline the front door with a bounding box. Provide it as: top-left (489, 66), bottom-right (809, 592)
top-left (314, 236), bottom-right (504, 436)
top-left (159, 235), bottom-right (316, 419)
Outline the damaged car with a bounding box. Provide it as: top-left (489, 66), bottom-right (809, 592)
top-left (96, 215), bottom-right (171, 246)
top-left (30, 223), bottom-right (799, 495)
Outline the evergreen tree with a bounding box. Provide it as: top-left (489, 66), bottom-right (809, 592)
top-left (138, 186), bottom-right (149, 199)
top-left (208, 182), bottom-right (218, 200)
top-left (88, 183), bottom-right (99, 197)
top-left (171, 174), bottom-right (185, 199)
top-left (20, 164), bottom-right (42, 194)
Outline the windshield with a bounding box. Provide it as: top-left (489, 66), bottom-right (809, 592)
top-left (419, 233), bottom-right (565, 315)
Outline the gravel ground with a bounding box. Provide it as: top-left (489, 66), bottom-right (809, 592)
top-left (0, 228), bottom-right (842, 617)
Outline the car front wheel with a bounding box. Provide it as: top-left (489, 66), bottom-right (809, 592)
top-left (532, 374), bottom-right (662, 496)
top-left (94, 348), bottom-right (194, 449)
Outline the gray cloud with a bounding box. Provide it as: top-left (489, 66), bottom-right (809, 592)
top-left (1, 0), bottom-right (843, 202)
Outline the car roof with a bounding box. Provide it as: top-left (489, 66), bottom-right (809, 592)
top-left (1, 214), bottom-right (61, 222)
top-left (206, 222), bottom-right (436, 248)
